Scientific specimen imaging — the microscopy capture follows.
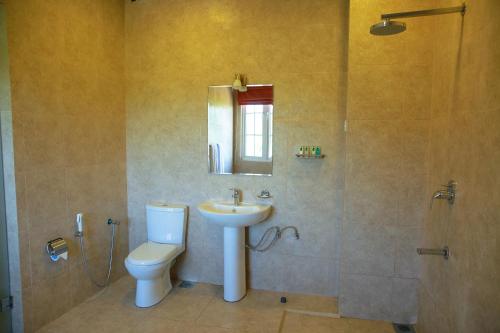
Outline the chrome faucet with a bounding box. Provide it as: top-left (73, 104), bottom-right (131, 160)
top-left (229, 188), bottom-right (240, 206)
top-left (431, 180), bottom-right (457, 207)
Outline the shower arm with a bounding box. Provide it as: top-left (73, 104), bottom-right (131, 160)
top-left (381, 4), bottom-right (466, 20)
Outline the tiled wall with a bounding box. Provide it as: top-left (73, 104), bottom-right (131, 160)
top-left (125, 0), bottom-right (348, 295)
top-left (4, 1), bottom-right (496, 330)
top-left (5, 1), bottom-right (128, 331)
top-left (340, 0), bottom-right (436, 323)
top-left (418, 1), bottom-right (500, 332)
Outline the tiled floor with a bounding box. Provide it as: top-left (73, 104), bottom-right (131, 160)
top-left (37, 276), bottom-right (395, 333)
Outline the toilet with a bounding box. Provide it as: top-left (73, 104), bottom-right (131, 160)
top-left (125, 202), bottom-right (187, 307)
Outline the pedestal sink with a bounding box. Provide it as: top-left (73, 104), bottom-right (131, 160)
top-left (198, 201), bottom-right (272, 302)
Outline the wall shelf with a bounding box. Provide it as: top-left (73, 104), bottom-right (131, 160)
top-left (295, 154), bottom-right (325, 159)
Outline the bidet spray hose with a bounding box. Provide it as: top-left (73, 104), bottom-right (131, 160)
top-left (76, 219), bottom-right (117, 288)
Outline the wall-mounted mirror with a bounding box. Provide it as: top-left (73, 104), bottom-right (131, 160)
top-left (208, 85), bottom-right (273, 176)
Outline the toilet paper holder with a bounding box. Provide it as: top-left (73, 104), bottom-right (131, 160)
top-left (46, 238), bottom-right (68, 262)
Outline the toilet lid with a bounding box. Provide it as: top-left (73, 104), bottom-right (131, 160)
top-left (127, 242), bottom-right (181, 266)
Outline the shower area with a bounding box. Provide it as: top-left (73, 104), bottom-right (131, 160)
top-left (343, 1), bottom-right (499, 331)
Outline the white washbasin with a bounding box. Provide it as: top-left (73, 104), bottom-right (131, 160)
top-left (198, 199), bottom-right (272, 302)
top-left (197, 201), bottom-right (272, 227)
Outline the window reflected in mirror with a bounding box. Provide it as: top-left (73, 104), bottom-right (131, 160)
top-left (241, 104), bottom-right (273, 161)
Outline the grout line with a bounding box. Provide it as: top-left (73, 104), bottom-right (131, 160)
top-left (193, 294), bottom-right (217, 323)
top-left (277, 310), bottom-right (287, 333)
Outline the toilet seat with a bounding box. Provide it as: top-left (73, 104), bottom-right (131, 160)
top-left (126, 242), bottom-right (181, 266)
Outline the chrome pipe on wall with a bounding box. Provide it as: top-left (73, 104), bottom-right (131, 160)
top-left (417, 246), bottom-right (450, 260)
top-left (381, 5), bottom-right (466, 20)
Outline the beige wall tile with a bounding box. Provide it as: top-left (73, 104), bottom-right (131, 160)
top-left (418, 1), bottom-right (500, 332)
top-left (24, 167), bottom-right (67, 224)
top-left (394, 227), bottom-right (421, 278)
top-left (341, 224), bottom-right (397, 276)
top-left (339, 273), bottom-right (393, 321)
top-left (17, 111), bottom-right (67, 170)
top-left (248, 252), bottom-right (288, 292)
top-left (125, 0), bottom-right (348, 297)
top-left (31, 272), bottom-right (72, 330)
top-left (345, 171), bottom-right (399, 225)
top-left (6, 0), bottom-right (127, 331)
top-left (391, 278), bottom-right (418, 324)
top-left (21, 286), bottom-right (33, 333)
top-left (343, 0), bottom-right (436, 323)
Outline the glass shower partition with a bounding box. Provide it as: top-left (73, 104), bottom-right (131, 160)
top-left (0, 4), bottom-right (12, 332)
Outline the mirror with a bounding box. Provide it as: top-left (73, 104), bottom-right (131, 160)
top-left (208, 85), bottom-right (273, 176)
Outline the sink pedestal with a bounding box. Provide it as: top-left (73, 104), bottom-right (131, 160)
top-left (197, 200), bottom-right (272, 302)
top-left (223, 227), bottom-right (246, 302)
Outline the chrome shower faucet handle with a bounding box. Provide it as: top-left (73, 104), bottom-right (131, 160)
top-left (431, 180), bottom-right (457, 207)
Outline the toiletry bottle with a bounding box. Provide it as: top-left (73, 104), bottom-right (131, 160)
top-left (299, 146), bottom-right (304, 156)
top-left (311, 146), bottom-right (316, 156)
top-left (316, 146), bottom-right (321, 156)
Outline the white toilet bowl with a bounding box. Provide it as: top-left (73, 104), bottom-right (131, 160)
top-left (125, 202), bottom-right (187, 307)
top-left (125, 241), bottom-right (183, 307)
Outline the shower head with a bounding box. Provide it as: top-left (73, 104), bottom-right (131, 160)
top-left (370, 19), bottom-right (406, 36)
top-left (370, 4), bottom-right (466, 36)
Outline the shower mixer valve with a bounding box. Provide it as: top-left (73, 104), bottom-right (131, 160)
top-left (431, 180), bottom-right (456, 206)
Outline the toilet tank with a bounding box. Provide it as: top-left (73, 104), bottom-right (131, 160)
top-left (146, 202), bottom-right (187, 245)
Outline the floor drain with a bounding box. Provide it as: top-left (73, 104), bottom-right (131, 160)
top-left (178, 281), bottom-right (196, 288)
top-left (393, 323), bottom-right (415, 333)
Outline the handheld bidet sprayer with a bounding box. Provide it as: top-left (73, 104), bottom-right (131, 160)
top-left (76, 213), bottom-right (83, 236)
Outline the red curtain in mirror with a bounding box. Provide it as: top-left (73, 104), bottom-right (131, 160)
top-left (237, 86), bottom-right (273, 105)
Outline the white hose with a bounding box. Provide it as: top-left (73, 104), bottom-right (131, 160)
top-left (77, 220), bottom-right (116, 288)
